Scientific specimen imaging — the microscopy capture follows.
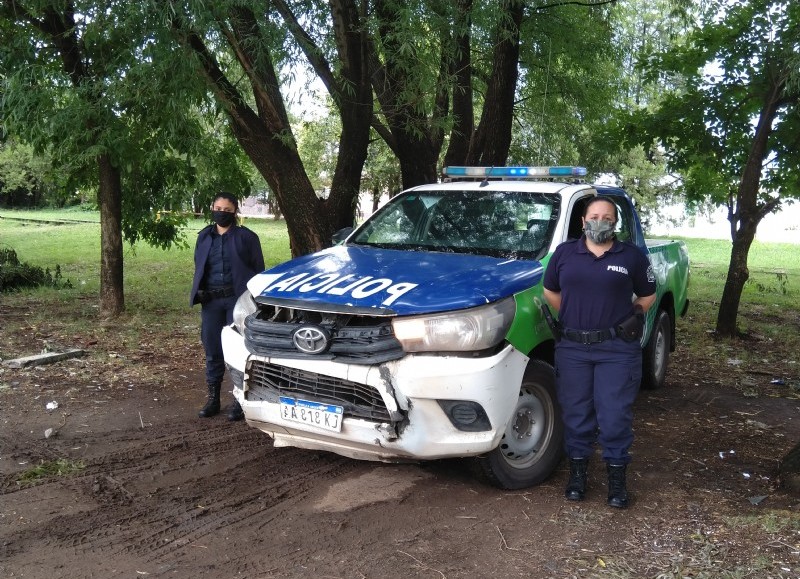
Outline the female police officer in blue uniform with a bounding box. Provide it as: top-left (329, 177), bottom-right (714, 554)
top-left (543, 195), bottom-right (656, 508)
top-left (190, 192), bottom-right (265, 420)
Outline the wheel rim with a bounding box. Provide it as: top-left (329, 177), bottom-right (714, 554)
top-left (498, 385), bottom-right (553, 469)
top-left (653, 321), bottom-right (667, 380)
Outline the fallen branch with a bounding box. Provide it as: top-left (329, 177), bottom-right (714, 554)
top-left (4, 349), bottom-right (86, 368)
top-left (397, 550), bottom-right (446, 578)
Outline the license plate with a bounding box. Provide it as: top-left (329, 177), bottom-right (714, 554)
top-left (279, 397), bottom-right (343, 433)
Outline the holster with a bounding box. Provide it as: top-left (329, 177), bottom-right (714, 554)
top-left (616, 313), bottom-right (644, 342)
top-left (195, 290), bottom-right (213, 305)
top-left (540, 303), bottom-right (561, 342)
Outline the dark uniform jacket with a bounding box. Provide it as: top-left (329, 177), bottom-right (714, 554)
top-left (190, 224), bottom-right (265, 307)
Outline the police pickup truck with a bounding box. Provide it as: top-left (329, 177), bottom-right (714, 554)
top-left (221, 166), bottom-right (690, 489)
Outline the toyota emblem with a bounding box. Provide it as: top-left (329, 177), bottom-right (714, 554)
top-left (292, 326), bottom-right (331, 354)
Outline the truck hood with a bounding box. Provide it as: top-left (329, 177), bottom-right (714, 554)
top-left (247, 245), bottom-right (543, 316)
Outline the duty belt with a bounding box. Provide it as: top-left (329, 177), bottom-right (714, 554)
top-left (203, 286), bottom-right (235, 299)
top-left (561, 327), bottom-right (616, 345)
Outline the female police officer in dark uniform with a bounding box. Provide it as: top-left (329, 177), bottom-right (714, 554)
top-left (190, 192), bottom-right (265, 420)
top-left (543, 196), bottom-right (656, 508)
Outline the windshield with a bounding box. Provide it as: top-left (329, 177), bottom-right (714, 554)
top-left (350, 190), bottom-right (560, 260)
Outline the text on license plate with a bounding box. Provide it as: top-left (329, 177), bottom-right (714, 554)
top-left (279, 397), bottom-right (343, 432)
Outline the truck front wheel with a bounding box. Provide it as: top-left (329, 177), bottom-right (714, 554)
top-left (474, 360), bottom-right (564, 490)
top-left (641, 309), bottom-right (672, 390)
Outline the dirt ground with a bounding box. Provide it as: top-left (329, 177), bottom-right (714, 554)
top-left (2, 305), bottom-right (800, 578)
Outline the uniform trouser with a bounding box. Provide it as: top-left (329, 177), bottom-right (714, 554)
top-left (200, 295), bottom-right (237, 386)
top-left (554, 337), bottom-right (642, 464)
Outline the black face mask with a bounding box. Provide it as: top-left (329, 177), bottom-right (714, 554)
top-left (212, 211), bottom-right (235, 228)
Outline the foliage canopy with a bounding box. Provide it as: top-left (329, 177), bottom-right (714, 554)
top-left (623, 0), bottom-right (800, 335)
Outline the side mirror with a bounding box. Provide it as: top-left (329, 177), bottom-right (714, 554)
top-left (331, 227), bottom-right (354, 245)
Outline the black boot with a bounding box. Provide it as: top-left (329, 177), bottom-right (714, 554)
top-left (227, 398), bottom-right (244, 421)
top-left (565, 458), bottom-right (589, 501)
top-left (606, 463), bottom-right (629, 508)
top-left (198, 383), bottom-right (221, 418)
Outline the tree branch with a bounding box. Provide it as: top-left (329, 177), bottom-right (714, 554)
top-left (272, 0), bottom-right (342, 99)
top-left (169, 14), bottom-right (255, 130)
top-left (4, 1), bottom-right (87, 86)
top-left (533, 0), bottom-right (618, 11)
top-left (221, 6), bottom-right (289, 131)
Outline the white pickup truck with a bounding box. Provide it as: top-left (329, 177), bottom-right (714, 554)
top-left (221, 166), bottom-right (690, 489)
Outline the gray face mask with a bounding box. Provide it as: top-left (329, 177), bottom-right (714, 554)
top-left (584, 219), bottom-right (616, 244)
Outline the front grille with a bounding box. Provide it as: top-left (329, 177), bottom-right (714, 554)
top-left (243, 312), bottom-right (404, 364)
top-left (246, 360), bottom-right (392, 422)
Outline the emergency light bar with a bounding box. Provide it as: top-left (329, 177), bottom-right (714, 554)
top-left (442, 166), bottom-right (587, 178)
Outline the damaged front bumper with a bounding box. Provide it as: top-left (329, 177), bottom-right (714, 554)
top-left (221, 324), bottom-right (529, 462)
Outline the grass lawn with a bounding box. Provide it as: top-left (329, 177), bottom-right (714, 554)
top-left (0, 211), bottom-right (291, 313)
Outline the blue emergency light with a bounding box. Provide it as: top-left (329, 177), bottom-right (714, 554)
top-left (442, 166), bottom-right (587, 178)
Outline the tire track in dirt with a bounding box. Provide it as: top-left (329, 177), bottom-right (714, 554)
top-left (1, 409), bottom-right (364, 576)
top-left (2, 417), bottom-right (259, 491)
top-left (116, 449), bottom-right (356, 562)
top-left (3, 404), bottom-right (542, 578)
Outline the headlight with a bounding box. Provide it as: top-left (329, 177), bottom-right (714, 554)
top-left (232, 291), bottom-right (257, 333)
top-left (391, 298), bottom-right (516, 352)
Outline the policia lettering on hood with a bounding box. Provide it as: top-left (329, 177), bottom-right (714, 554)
top-left (264, 271), bottom-right (419, 307)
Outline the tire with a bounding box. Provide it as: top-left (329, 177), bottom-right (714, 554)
top-left (474, 359), bottom-right (564, 490)
top-left (641, 309), bottom-right (672, 390)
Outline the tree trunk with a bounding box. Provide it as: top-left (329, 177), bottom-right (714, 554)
top-left (469, 0), bottom-right (523, 166)
top-left (715, 226), bottom-right (755, 336)
top-left (97, 153), bottom-right (124, 317)
top-left (443, 0), bottom-right (474, 167)
top-left (175, 11), bottom-right (328, 256)
top-left (715, 71), bottom-right (783, 337)
top-left (232, 123), bottom-right (325, 256)
top-left (371, 0), bottom-right (442, 189)
top-left (319, 0), bottom-right (373, 233)
top-left (325, 114), bottom-right (371, 232)
top-left (178, 3), bottom-right (376, 254)
top-left (18, 3), bottom-right (127, 315)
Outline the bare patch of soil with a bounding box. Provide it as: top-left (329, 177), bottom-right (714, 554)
top-left (2, 304), bottom-right (800, 578)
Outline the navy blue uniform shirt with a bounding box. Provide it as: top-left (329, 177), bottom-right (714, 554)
top-left (543, 237), bottom-right (655, 331)
top-left (204, 229), bottom-right (233, 289)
